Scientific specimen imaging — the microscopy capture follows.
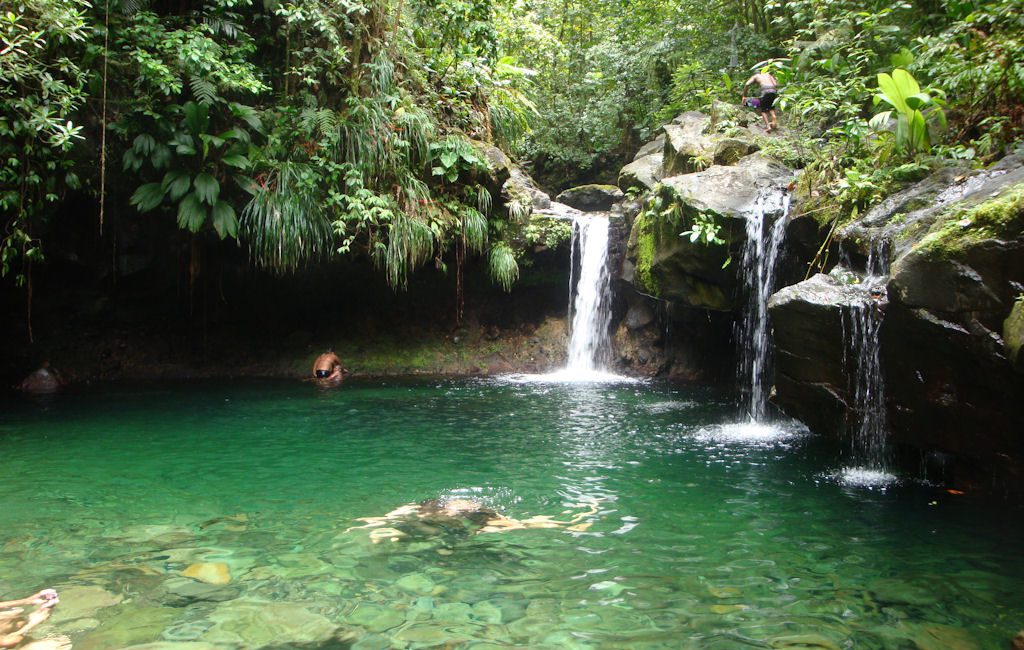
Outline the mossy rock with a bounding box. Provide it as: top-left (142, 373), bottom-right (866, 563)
top-left (1004, 298), bottom-right (1024, 373)
top-left (555, 184), bottom-right (624, 211)
top-left (914, 183), bottom-right (1024, 261)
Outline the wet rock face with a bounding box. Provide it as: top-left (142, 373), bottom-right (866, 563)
top-left (768, 273), bottom-right (870, 435)
top-left (624, 154), bottom-right (794, 310)
top-left (770, 155), bottom-right (1024, 489)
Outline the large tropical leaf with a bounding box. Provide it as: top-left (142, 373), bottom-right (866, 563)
top-left (212, 200), bottom-right (238, 239)
top-left (221, 154), bottom-right (250, 169)
top-left (194, 173), bottom-right (220, 206)
top-left (877, 73), bottom-right (908, 114)
top-left (161, 170), bottom-right (192, 201)
top-left (129, 182), bottom-right (165, 212)
top-left (177, 193), bottom-right (207, 232)
top-left (183, 102), bottom-right (210, 137)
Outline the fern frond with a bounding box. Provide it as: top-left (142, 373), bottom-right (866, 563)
top-left (189, 76), bottom-right (219, 106)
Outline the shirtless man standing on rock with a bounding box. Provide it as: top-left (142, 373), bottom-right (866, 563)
top-left (742, 70), bottom-right (780, 133)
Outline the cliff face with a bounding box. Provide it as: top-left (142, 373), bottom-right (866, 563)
top-left (612, 103), bottom-right (1024, 488)
top-left (770, 154), bottom-right (1024, 489)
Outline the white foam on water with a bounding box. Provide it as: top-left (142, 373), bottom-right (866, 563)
top-left (498, 370), bottom-right (643, 385)
top-left (695, 420), bottom-right (808, 445)
top-left (832, 466), bottom-right (900, 489)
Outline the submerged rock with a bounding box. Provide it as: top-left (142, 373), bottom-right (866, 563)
top-left (181, 562), bottom-right (231, 585)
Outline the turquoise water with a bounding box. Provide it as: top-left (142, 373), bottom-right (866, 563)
top-left (0, 378), bottom-right (1021, 649)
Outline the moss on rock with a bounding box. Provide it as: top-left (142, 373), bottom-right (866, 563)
top-left (915, 183), bottom-right (1024, 259)
top-left (1004, 297), bottom-right (1024, 373)
top-left (633, 209), bottom-right (661, 296)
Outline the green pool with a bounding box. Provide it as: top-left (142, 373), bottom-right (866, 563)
top-left (0, 378), bottom-right (1020, 649)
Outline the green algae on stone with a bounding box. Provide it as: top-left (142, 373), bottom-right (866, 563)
top-left (632, 209), bottom-right (662, 296)
top-left (1004, 297), bottom-right (1024, 373)
top-left (914, 183), bottom-right (1024, 260)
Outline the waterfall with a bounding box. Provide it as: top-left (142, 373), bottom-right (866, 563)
top-left (566, 215), bottom-right (613, 372)
top-left (839, 242), bottom-right (895, 485)
top-left (736, 189), bottom-right (790, 421)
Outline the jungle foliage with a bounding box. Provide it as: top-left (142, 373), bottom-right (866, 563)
top-left (1, 0), bottom-right (1021, 307)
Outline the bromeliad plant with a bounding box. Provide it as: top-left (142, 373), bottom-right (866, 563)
top-left (869, 68), bottom-right (946, 157)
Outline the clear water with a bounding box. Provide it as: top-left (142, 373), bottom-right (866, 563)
top-left (1, 379), bottom-right (1021, 649)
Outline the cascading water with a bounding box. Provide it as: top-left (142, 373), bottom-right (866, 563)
top-left (736, 189), bottom-right (790, 421)
top-left (565, 215), bottom-right (613, 373)
top-left (839, 242), bottom-right (895, 487)
top-left (508, 203), bottom-right (629, 383)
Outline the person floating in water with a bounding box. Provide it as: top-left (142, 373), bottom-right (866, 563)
top-left (742, 69), bottom-right (779, 133)
top-left (347, 497), bottom-right (602, 544)
top-left (0, 589), bottom-right (70, 649)
top-left (312, 350), bottom-right (347, 383)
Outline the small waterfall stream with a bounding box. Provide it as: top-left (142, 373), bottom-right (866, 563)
top-left (840, 243), bottom-right (894, 485)
top-left (566, 215), bottom-right (613, 373)
top-left (737, 189), bottom-right (790, 421)
top-left (518, 203), bottom-right (628, 383)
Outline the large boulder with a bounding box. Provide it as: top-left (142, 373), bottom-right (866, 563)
top-left (769, 272), bottom-right (875, 436)
top-left (662, 112), bottom-right (713, 176)
top-left (624, 154), bottom-right (794, 309)
top-left (501, 165), bottom-right (551, 216)
top-left (555, 184), bottom-right (624, 211)
top-left (618, 153), bottom-right (663, 192)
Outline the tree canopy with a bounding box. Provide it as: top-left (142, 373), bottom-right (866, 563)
top-left (2, 0), bottom-right (1021, 320)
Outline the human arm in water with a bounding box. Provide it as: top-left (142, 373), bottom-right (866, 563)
top-left (0, 591), bottom-right (58, 648)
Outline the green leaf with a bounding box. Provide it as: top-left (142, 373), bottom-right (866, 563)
top-left (892, 68), bottom-right (920, 98)
top-left (129, 182), bottom-right (165, 212)
top-left (151, 144), bottom-right (172, 170)
top-left (183, 101), bottom-right (210, 136)
top-left (211, 200), bottom-right (238, 239)
top-left (869, 111), bottom-right (892, 130)
top-left (905, 92), bottom-right (931, 110)
top-left (877, 73), bottom-right (908, 114)
top-left (446, 168), bottom-right (459, 183)
top-left (221, 154), bottom-right (250, 169)
top-left (133, 133), bottom-right (156, 155)
top-left (229, 103), bottom-right (262, 131)
top-left (161, 170), bottom-right (191, 201)
top-left (194, 173), bottom-right (220, 206)
top-left (890, 47), bottom-right (914, 68)
top-left (440, 150), bottom-right (458, 168)
top-left (177, 193), bottom-right (207, 232)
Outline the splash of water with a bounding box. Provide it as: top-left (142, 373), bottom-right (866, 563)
top-left (736, 189), bottom-right (791, 421)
